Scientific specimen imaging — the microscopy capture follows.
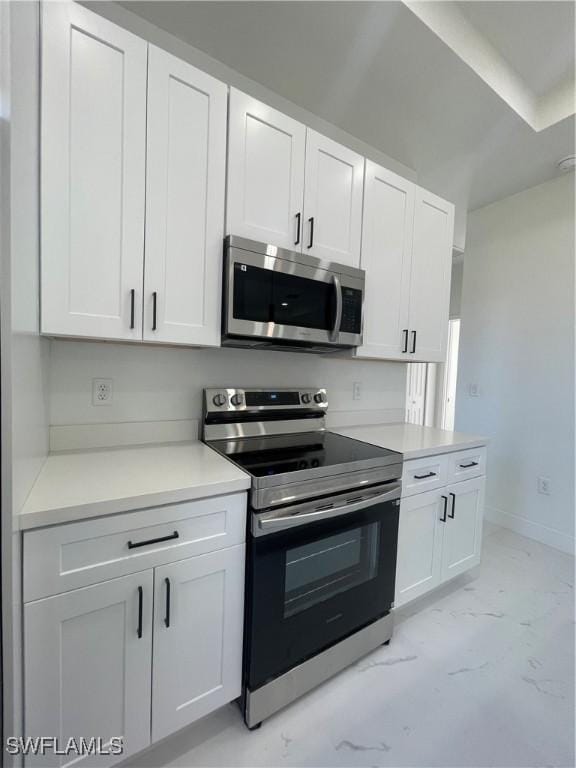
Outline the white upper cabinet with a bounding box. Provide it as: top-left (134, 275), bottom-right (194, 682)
top-left (303, 130), bottom-right (364, 267)
top-left (41, 2), bottom-right (147, 340)
top-left (356, 162), bottom-right (414, 358)
top-left (408, 187), bottom-right (455, 362)
top-left (152, 546), bottom-right (245, 742)
top-left (355, 172), bottom-right (454, 362)
top-left (227, 89), bottom-right (306, 249)
top-left (24, 572), bottom-right (153, 767)
top-left (144, 46), bottom-right (227, 346)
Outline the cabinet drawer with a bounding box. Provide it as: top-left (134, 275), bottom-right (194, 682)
top-left (24, 493), bottom-right (246, 602)
top-left (447, 447), bottom-right (486, 483)
top-left (402, 455), bottom-right (448, 497)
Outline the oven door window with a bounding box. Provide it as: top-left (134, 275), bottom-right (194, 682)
top-left (233, 263), bottom-right (335, 330)
top-left (284, 524), bottom-right (379, 617)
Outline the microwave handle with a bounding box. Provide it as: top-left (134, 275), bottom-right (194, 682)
top-left (330, 274), bottom-right (343, 341)
top-left (255, 482), bottom-right (402, 535)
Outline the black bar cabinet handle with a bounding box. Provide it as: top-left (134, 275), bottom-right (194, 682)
top-left (414, 472), bottom-right (437, 479)
top-left (402, 329), bottom-right (409, 353)
top-left (127, 530), bottom-right (179, 550)
top-left (459, 461), bottom-right (479, 469)
top-left (411, 330), bottom-right (417, 354)
top-left (440, 495), bottom-right (448, 523)
top-left (449, 492), bottom-right (456, 519)
top-left (164, 578), bottom-right (171, 628)
top-left (137, 586), bottom-right (143, 639)
top-left (308, 217), bottom-right (314, 249)
top-left (295, 212), bottom-right (301, 245)
top-left (130, 289), bottom-right (135, 330)
top-left (152, 291), bottom-right (158, 331)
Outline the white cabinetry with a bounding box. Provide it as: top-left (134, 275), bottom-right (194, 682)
top-left (23, 495), bottom-right (246, 765)
top-left (41, 4), bottom-right (226, 347)
top-left (41, 1), bottom-right (147, 341)
top-left (227, 91), bottom-right (364, 266)
top-left (407, 188), bottom-right (454, 362)
top-left (356, 164), bottom-right (454, 363)
top-left (24, 572), bottom-right (153, 766)
top-left (303, 130), bottom-right (364, 266)
top-left (144, 46), bottom-right (227, 346)
top-left (152, 546), bottom-right (244, 741)
top-left (227, 89), bottom-right (306, 249)
top-left (395, 449), bottom-right (485, 607)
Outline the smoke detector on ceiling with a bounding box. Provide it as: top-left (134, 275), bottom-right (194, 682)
top-left (557, 155), bottom-right (576, 172)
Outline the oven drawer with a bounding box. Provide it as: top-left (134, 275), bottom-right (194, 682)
top-left (402, 455), bottom-right (448, 497)
top-left (447, 446), bottom-right (486, 483)
top-left (23, 493), bottom-right (246, 602)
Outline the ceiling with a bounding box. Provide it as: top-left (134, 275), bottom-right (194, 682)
top-left (456, 1), bottom-right (575, 97)
top-left (121, 1), bottom-right (575, 224)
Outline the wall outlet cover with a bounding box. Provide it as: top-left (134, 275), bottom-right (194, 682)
top-left (537, 476), bottom-right (552, 495)
top-left (352, 381), bottom-right (362, 401)
top-left (468, 383), bottom-right (480, 397)
top-left (92, 378), bottom-right (113, 406)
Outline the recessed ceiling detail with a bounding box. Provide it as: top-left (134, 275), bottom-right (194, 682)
top-left (404, 1), bottom-right (575, 131)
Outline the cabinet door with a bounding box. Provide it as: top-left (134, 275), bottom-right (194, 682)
top-left (227, 89), bottom-right (305, 249)
top-left (303, 130), bottom-right (364, 267)
top-left (407, 187), bottom-right (454, 362)
top-left (355, 162), bottom-right (413, 359)
top-left (41, 2), bottom-right (146, 340)
top-left (441, 477), bottom-right (485, 582)
top-left (144, 46), bottom-right (226, 346)
top-left (395, 490), bottom-right (444, 606)
top-left (24, 572), bottom-right (153, 767)
top-left (152, 545), bottom-right (245, 742)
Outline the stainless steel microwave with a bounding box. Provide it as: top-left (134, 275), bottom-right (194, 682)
top-left (222, 236), bottom-right (365, 352)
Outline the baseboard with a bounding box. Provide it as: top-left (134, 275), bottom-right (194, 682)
top-left (485, 505), bottom-right (575, 555)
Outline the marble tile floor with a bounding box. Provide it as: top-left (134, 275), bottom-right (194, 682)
top-left (125, 523), bottom-right (575, 768)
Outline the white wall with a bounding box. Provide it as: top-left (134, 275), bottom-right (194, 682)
top-left (49, 340), bottom-right (407, 447)
top-left (456, 173), bottom-right (575, 553)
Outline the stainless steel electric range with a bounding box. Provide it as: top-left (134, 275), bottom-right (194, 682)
top-left (202, 387), bottom-right (403, 730)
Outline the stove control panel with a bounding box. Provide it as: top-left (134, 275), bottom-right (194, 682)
top-left (204, 388), bottom-right (328, 413)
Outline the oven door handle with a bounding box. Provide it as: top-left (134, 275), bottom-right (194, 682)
top-left (255, 482), bottom-right (402, 535)
top-left (330, 274), bottom-right (343, 342)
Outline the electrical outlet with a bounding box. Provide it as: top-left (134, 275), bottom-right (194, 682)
top-left (353, 381), bottom-right (362, 401)
top-left (469, 383), bottom-right (480, 397)
top-left (92, 378), bottom-right (113, 406)
top-left (537, 476), bottom-right (552, 495)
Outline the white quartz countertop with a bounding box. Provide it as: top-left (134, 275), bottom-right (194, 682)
top-left (18, 442), bottom-right (250, 530)
top-left (333, 422), bottom-right (488, 460)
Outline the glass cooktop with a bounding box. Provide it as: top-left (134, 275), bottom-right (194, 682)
top-left (206, 431), bottom-right (400, 478)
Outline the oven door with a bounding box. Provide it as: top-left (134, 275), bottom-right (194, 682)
top-left (225, 245), bottom-right (363, 347)
top-left (245, 483), bottom-right (400, 690)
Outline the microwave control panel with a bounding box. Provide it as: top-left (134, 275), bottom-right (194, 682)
top-left (340, 287), bottom-right (362, 334)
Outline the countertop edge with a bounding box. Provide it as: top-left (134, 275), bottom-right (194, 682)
top-left (18, 477), bottom-right (251, 532)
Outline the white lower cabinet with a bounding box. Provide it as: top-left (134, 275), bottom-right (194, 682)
top-left (441, 478), bottom-right (485, 581)
top-left (152, 546), bottom-right (245, 742)
top-left (24, 571), bottom-right (154, 767)
top-left (23, 496), bottom-right (246, 766)
top-left (395, 490), bottom-right (444, 606)
top-left (395, 457), bottom-right (485, 607)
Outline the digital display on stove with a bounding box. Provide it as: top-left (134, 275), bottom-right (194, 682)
top-left (245, 391), bottom-right (301, 407)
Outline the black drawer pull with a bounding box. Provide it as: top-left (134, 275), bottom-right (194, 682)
top-left (130, 289), bottom-right (135, 330)
top-left (411, 330), bottom-right (417, 354)
top-left (152, 291), bottom-right (158, 331)
top-left (127, 531), bottom-right (179, 550)
top-left (402, 329), bottom-right (409, 353)
top-left (414, 472), bottom-right (437, 479)
top-left (459, 461), bottom-right (479, 469)
top-left (440, 495), bottom-right (448, 522)
top-left (308, 216), bottom-right (314, 249)
top-left (295, 212), bottom-right (301, 245)
top-left (449, 492), bottom-right (456, 519)
top-left (137, 586), bottom-right (143, 639)
top-left (164, 577), bottom-right (171, 628)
